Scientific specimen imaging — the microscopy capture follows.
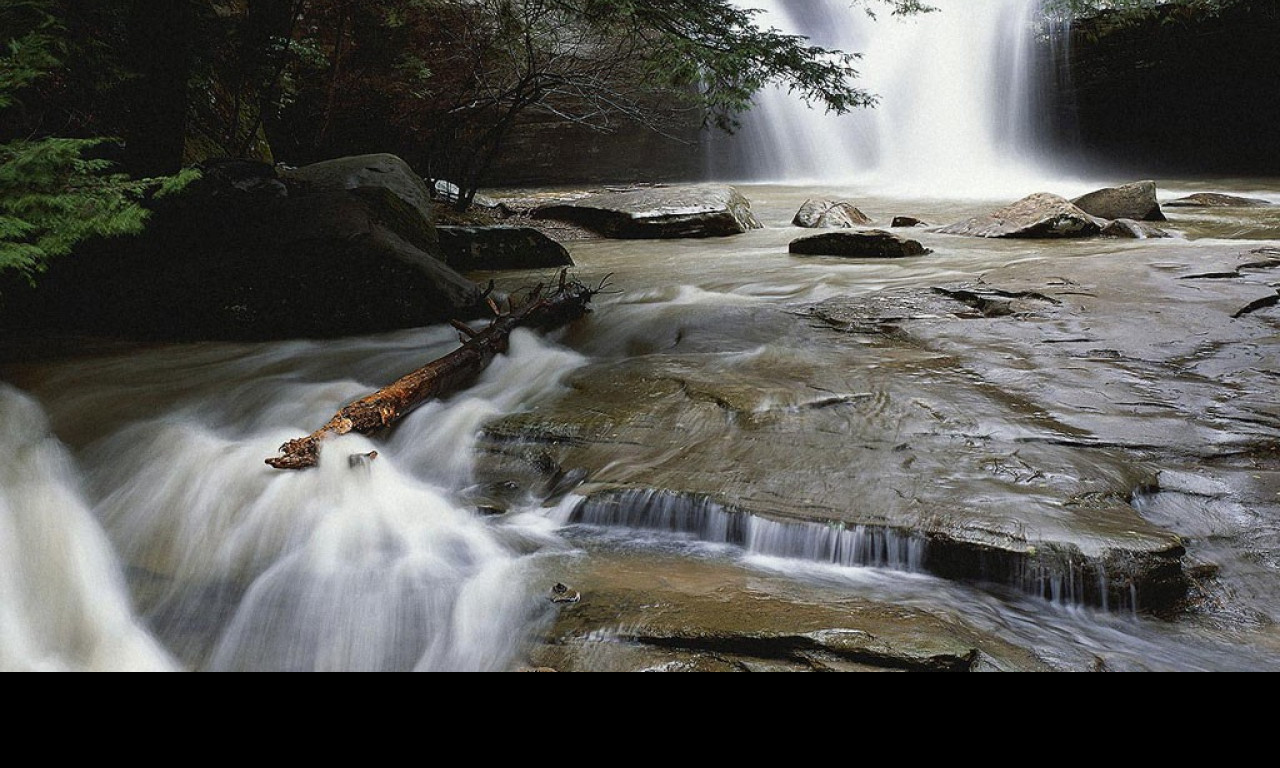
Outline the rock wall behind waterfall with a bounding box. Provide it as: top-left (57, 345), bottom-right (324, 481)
top-left (483, 112), bottom-right (706, 187)
top-left (1043, 2), bottom-right (1280, 176)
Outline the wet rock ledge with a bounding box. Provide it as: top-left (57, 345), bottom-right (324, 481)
top-left (478, 245), bottom-right (1280, 616)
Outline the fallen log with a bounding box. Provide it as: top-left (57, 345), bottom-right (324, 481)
top-left (267, 271), bottom-right (597, 470)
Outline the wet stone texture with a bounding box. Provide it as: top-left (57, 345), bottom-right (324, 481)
top-left (478, 244), bottom-right (1280, 616)
top-left (523, 549), bottom-right (1052, 672)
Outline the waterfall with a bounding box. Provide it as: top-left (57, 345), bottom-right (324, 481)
top-left (718, 0), bottom-right (1054, 196)
top-left (0, 386), bottom-right (175, 671)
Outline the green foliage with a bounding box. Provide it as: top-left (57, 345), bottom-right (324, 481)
top-left (0, 2), bottom-right (200, 285)
top-left (0, 0), bottom-right (62, 111)
top-left (0, 138), bottom-right (201, 281)
top-left (1043, 0), bottom-right (1239, 23)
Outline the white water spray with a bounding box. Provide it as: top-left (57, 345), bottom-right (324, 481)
top-left (722, 0), bottom-right (1055, 196)
top-left (0, 386), bottom-right (174, 672)
top-left (2, 330), bottom-right (586, 672)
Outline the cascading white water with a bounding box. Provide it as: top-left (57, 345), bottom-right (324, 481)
top-left (720, 0), bottom-right (1053, 195)
top-left (0, 386), bottom-right (175, 672)
top-left (0, 329), bottom-right (586, 672)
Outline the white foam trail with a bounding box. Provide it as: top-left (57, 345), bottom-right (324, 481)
top-left (388, 329), bottom-right (587, 487)
top-left (0, 386), bottom-right (174, 672)
top-left (69, 331), bottom-right (586, 671)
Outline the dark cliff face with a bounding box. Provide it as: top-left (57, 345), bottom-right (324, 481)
top-left (1041, 2), bottom-right (1280, 176)
top-left (482, 112), bottom-right (707, 187)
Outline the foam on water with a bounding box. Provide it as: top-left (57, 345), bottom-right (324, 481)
top-left (0, 386), bottom-right (174, 671)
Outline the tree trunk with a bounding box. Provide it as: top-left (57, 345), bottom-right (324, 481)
top-left (267, 273), bottom-right (596, 471)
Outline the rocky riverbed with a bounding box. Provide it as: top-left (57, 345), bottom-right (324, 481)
top-left (4, 181), bottom-right (1278, 672)
top-left (472, 182), bottom-right (1280, 670)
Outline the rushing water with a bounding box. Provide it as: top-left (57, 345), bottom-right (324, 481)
top-left (4, 0), bottom-right (1280, 670)
top-left (3, 180), bottom-right (1279, 671)
top-left (716, 0), bottom-right (1056, 195)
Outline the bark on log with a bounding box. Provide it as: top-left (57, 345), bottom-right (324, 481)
top-left (267, 272), bottom-right (596, 470)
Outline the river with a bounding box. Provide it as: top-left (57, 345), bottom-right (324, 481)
top-left (2, 178), bottom-right (1278, 671)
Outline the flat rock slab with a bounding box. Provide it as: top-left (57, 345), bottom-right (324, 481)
top-left (527, 549), bottom-right (1053, 672)
top-left (793, 199), bottom-right (873, 228)
top-left (938, 193), bottom-right (1106, 239)
top-left (790, 230), bottom-right (931, 258)
top-left (437, 226), bottom-right (574, 272)
top-left (532, 184), bottom-right (762, 239)
top-left (1073, 180), bottom-right (1166, 222)
top-left (479, 246), bottom-right (1280, 615)
top-left (478, 296), bottom-right (1189, 611)
top-left (1166, 193), bottom-right (1274, 208)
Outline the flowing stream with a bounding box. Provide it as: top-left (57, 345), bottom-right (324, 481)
top-left (3, 181), bottom-right (1279, 671)
top-left (3, 2), bottom-right (1280, 671)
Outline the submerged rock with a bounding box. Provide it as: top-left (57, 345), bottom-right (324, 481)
top-left (789, 230), bottom-right (931, 259)
top-left (938, 193), bottom-right (1106, 239)
top-left (532, 184), bottom-right (762, 239)
top-left (891, 216), bottom-right (928, 228)
top-left (1100, 218), bottom-right (1173, 239)
top-left (1072, 180), bottom-right (1167, 222)
top-left (793, 199), bottom-right (873, 228)
top-left (437, 226), bottom-right (574, 272)
top-left (1165, 193), bottom-right (1274, 208)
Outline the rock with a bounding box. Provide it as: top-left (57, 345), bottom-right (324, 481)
top-left (198, 158), bottom-right (288, 201)
top-left (1165, 193), bottom-right (1273, 208)
top-left (891, 216), bottom-right (927, 228)
top-left (476, 331), bottom-right (1189, 613)
top-left (789, 230), bottom-right (931, 259)
top-left (937, 193), bottom-right (1106, 239)
top-left (282, 154), bottom-right (440, 253)
top-left (472, 193), bottom-right (501, 210)
top-left (8, 174), bottom-right (482, 341)
top-left (437, 226), bottom-right (575, 272)
top-left (1072, 180), bottom-right (1166, 222)
top-left (1100, 219), bottom-right (1172, 239)
top-left (532, 184), bottom-right (762, 239)
top-left (431, 179), bottom-right (462, 204)
top-left (793, 199), bottom-right (873, 228)
top-left (526, 549), bottom-right (1053, 672)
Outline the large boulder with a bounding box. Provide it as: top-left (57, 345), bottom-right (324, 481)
top-left (1072, 181), bottom-right (1166, 222)
top-left (938, 193), bottom-right (1106, 239)
top-left (793, 199), bottom-right (873, 228)
top-left (1165, 193), bottom-right (1274, 208)
top-left (790, 230), bottom-right (931, 259)
top-left (1100, 219), bottom-right (1172, 239)
top-left (533, 184), bottom-right (762, 239)
top-left (281, 153), bottom-right (442, 256)
top-left (891, 216), bottom-right (928, 228)
top-left (5, 159), bottom-right (482, 341)
top-left (437, 226), bottom-right (575, 272)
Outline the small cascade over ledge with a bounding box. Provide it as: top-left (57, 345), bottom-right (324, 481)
top-left (714, 0), bottom-right (1055, 196)
top-left (562, 488), bottom-right (1185, 613)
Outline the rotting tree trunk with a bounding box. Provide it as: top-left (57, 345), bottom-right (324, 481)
top-left (267, 272), bottom-right (597, 471)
